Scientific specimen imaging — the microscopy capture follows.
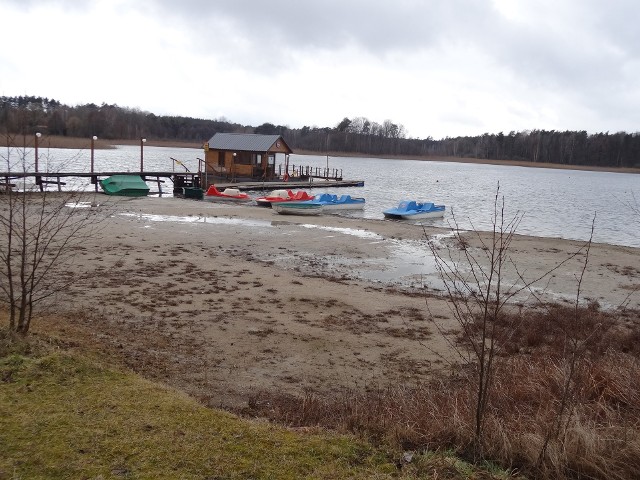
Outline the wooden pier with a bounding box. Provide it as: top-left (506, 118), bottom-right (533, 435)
top-left (213, 178), bottom-right (365, 192)
top-left (0, 171), bottom-right (201, 195)
top-left (0, 171), bottom-right (364, 194)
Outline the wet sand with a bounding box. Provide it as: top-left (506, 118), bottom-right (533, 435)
top-left (49, 196), bottom-right (640, 408)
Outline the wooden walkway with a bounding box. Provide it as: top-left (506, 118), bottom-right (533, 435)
top-left (213, 179), bottom-right (365, 192)
top-left (0, 171), bottom-right (200, 194)
top-left (0, 171), bottom-right (365, 193)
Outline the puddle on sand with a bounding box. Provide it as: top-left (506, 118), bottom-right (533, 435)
top-left (261, 237), bottom-right (444, 290)
top-left (119, 211), bottom-right (446, 289)
top-left (299, 224), bottom-right (384, 240)
top-left (120, 212), bottom-right (389, 242)
top-left (353, 238), bottom-right (443, 288)
top-left (119, 212), bottom-right (272, 228)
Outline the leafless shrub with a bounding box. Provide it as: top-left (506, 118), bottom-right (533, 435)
top-left (241, 186), bottom-right (640, 479)
top-left (423, 184), bottom-right (585, 460)
top-left (0, 142), bottom-right (110, 334)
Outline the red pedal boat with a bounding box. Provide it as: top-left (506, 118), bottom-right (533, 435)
top-left (203, 185), bottom-right (252, 202)
top-left (255, 189), bottom-right (314, 207)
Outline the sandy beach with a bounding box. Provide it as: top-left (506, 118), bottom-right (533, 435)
top-left (44, 195), bottom-right (640, 409)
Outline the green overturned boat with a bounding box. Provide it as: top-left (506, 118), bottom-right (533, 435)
top-left (100, 175), bottom-right (150, 197)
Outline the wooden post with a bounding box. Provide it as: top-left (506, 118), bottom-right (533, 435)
top-left (140, 137), bottom-right (146, 172)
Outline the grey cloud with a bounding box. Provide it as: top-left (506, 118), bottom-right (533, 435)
top-left (3, 0), bottom-right (91, 12)
top-left (5, 0), bottom-right (639, 134)
top-left (150, 0), bottom-right (493, 53)
top-left (146, 0), bottom-right (640, 132)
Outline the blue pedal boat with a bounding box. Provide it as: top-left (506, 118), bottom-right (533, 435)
top-left (292, 193), bottom-right (366, 211)
top-left (383, 200), bottom-right (445, 220)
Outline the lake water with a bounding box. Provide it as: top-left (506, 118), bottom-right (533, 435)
top-left (6, 144), bottom-right (640, 248)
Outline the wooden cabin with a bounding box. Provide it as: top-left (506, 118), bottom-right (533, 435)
top-left (203, 133), bottom-right (293, 181)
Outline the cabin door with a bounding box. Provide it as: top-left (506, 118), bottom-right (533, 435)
top-left (267, 154), bottom-right (275, 178)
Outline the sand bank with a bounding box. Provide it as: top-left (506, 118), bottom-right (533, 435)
top-left (46, 196), bottom-right (640, 408)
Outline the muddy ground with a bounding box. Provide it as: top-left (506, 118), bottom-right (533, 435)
top-left (35, 196), bottom-right (640, 410)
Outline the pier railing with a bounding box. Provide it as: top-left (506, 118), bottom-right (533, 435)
top-left (2, 158), bottom-right (350, 194)
top-left (0, 171), bottom-right (200, 195)
top-left (197, 158), bottom-right (343, 185)
top-left (279, 164), bottom-right (343, 181)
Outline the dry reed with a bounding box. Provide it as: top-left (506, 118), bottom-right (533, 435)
top-left (245, 305), bottom-right (640, 479)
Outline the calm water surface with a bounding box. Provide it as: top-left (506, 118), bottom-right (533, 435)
top-left (7, 145), bottom-right (640, 248)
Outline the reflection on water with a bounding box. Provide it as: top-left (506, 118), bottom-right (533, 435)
top-left (10, 145), bottom-right (640, 247)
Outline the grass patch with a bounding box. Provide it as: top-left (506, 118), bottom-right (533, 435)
top-left (1, 351), bottom-right (401, 479)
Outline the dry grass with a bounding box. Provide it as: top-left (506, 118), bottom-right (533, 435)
top-left (1, 347), bottom-right (403, 479)
top-left (243, 305), bottom-right (640, 480)
top-left (0, 328), bottom-right (520, 480)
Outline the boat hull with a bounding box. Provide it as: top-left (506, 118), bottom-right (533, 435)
top-left (321, 199), bottom-right (365, 210)
top-left (100, 175), bottom-right (149, 197)
top-left (255, 199), bottom-right (275, 207)
top-left (256, 190), bottom-right (314, 208)
top-left (298, 194), bottom-right (365, 211)
top-left (175, 187), bottom-right (204, 200)
top-left (204, 186), bottom-right (251, 202)
top-left (383, 210), bottom-right (445, 220)
top-left (272, 203), bottom-right (324, 215)
top-left (203, 195), bottom-right (252, 202)
top-left (383, 200), bottom-right (445, 220)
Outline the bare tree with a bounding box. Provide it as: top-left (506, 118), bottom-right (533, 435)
top-left (0, 139), bottom-right (107, 335)
top-left (426, 184), bottom-right (584, 460)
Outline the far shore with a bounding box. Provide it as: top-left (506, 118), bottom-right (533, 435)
top-left (3, 134), bottom-right (639, 175)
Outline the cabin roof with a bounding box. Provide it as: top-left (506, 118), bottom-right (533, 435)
top-left (207, 133), bottom-right (290, 153)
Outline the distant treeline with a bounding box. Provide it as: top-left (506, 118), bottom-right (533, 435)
top-left (2, 95), bottom-right (639, 168)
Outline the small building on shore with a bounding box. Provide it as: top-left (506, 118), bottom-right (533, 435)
top-left (203, 133), bottom-right (292, 182)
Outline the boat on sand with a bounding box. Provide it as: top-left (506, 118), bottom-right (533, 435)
top-left (255, 189), bottom-right (314, 207)
top-left (100, 175), bottom-right (149, 197)
top-left (288, 193), bottom-right (365, 211)
top-left (204, 185), bottom-right (252, 202)
top-left (383, 200), bottom-right (445, 220)
top-left (272, 202), bottom-right (324, 216)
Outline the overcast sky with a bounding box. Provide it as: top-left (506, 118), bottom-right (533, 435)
top-left (1, 0), bottom-right (638, 139)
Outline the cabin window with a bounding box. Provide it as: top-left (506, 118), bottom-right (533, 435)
top-left (253, 154), bottom-right (262, 166)
top-left (235, 152), bottom-right (251, 165)
top-left (268, 154), bottom-right (275, 166)
top-left (218, 151), bottom-right (224, 166)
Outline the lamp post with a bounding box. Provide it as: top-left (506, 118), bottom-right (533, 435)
top-left (90, 135), bottom-right (98, 173)
top-left (34, 132), bottom-right (42, 173)
top-left (91, 136), bottom-right (98, 191)
top-left (34, 132), bottom-right (42, 191)
top-left (140, 137), bottom-right (146, 172)
top-left (232, 152), bottom-right (237, 182)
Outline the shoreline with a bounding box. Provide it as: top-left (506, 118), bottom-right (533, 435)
top-left (45, 196), bottom-right (640, 409)
top-left (2, 134), bottom-right (639, 175)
